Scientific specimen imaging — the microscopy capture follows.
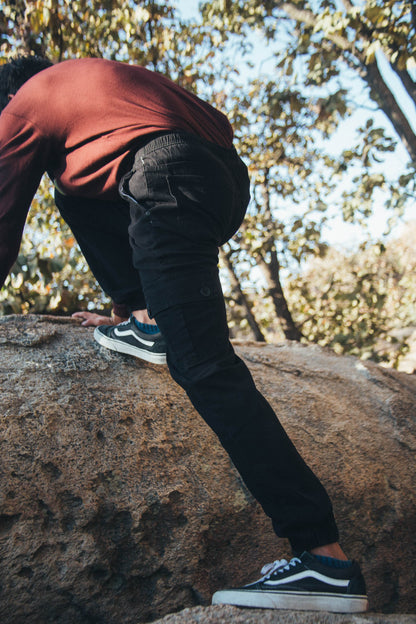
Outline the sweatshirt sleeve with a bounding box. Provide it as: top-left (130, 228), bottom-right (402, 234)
top-left (0, 111), bottom-right (49, 287)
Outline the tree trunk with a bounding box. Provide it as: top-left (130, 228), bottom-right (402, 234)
top-left (257, 249), bottom-right (303, 342)
top-left (254, 174), bottom-right (303, 342)
top-left (365, 60), bottom-right (416, 162)
top-left (391, 64), bottom-right (416, 109)
top-left (220, 248), bottom-right (266, 342)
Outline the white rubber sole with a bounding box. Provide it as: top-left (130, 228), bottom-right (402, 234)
top-left (212, 589), bottom-right (369, 613)
top-left (94, 329), bottom-right (167, 365)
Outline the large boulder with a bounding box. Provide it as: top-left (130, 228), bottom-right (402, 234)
top-left (0, 314), bottom-right (415, 624)
top-left (153, 605), bottom-right (416, 624)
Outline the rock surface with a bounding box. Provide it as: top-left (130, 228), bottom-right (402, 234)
top-left (0, 314), bottom-right (415, 624)
top-left (151, 605), bottom-right (416, 624)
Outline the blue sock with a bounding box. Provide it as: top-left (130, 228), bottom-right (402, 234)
top-left (133, 318), bottom-right (159, 334)
top-left (312, 554), bottom-right (352, 568)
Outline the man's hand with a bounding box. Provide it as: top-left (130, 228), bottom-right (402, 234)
top-left (72, 311), bottom-right (128, 327)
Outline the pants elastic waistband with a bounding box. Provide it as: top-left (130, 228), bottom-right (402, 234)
top-left (138, 130), bottom-right (236, 157)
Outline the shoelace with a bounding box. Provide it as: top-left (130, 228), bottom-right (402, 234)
top-left (118, 318), bottom-right (133, 328)
top-left (260, 557), bottom-right (301, 579)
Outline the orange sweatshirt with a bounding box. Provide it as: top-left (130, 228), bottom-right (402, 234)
top-left (0, 58), bottom-right (233, 286)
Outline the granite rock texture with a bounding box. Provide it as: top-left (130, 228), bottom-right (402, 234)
top-left (151, 605), bottom-right (416, 624)
top-left (0, 314), bottom-right (415, 624)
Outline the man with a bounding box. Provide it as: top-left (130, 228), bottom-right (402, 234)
top-left (0, 55), bottom-right (368, 612)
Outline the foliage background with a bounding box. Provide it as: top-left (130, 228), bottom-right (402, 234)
top-left (1, 0), bottom-right (415, 371)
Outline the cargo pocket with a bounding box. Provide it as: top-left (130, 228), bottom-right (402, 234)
top-left (145, 269), bottom-right (222, 319)
top-left (143, 270), bottom-right (229, 372)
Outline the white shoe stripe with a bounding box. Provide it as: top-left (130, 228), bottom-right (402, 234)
top-left (264, 570), bottom-right (350, 588)
top-left (114, 327), bottom-right (154, 347)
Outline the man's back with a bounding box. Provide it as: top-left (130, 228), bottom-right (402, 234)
top-left (0, 58), bottom-right (233, 282)
top-left (0, 58), bottom-right (233, 199)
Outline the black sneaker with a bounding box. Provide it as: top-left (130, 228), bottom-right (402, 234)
top-left (212, 551), bottom-right (368, 613)
top-left (94, 316), bottom-right (167, 365)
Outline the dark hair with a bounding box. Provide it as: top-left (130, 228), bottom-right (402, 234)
top-left (0, 55), bottom-right (53, 112)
